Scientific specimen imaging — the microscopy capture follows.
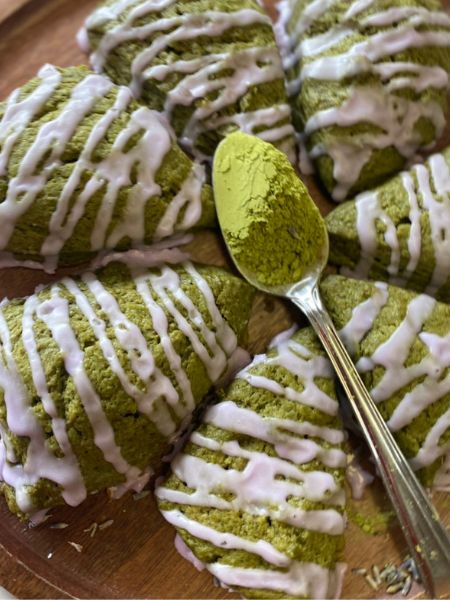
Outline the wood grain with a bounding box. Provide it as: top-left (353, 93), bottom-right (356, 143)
top-left (0, 0), bottom-right (33, 25)
top-left (0, 0), bottom-right (449, 598)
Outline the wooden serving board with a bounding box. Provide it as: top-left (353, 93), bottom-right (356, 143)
top-left (0, 0), bottom-right (450, 598)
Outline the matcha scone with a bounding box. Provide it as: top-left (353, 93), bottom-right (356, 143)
top-left (326, 146), bottom-right (450, 301)
top-left (276, 0), bottom-right (450, 201)
top-left (156, 327), bottom-right (347, 599)
top-left (0, 259), bottom-right (254, 521)
top-left (0, 64), bottom-right (215, 272)
top-left (321, 274), bottom-right (450, 489)
top-left (79, 0), bottom-right (296, 162)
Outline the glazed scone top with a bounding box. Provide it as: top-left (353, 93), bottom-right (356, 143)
top-left (157, 328), bottom-right (346, 598)
top-left (0, 260), bottom-right (252, 519)
top-left (79, 0), bottom-right (296, 162)
top-left (276, 0), bottom-right (450, 200)
top-left (0, 64), bottom-right (213, 271)
top-left (322, 275), bottom-right (450, 489)
top-left (327, 146), bottom-right (450, 300)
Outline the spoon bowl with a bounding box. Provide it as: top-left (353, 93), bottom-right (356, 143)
top-left (227, 225), bottom-right (329, 300)
top-left (214, 132), bottom-right (450, 599)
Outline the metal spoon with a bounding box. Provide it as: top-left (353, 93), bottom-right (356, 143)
top-left (214, 168), bottom-right (450, 600)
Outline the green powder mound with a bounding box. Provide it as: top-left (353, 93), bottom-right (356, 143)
top-left (157, 326), bottom-right (347, 599)
top-left (320, 274), bottom-right (450, 488)
top-left (0, 260), bottom-right (255, 520)
top-left (278, 0), bottom-right (450, 201)
top-left (213, 132), bottom-right (326, 287)
top-left (0, 64), bottom-right (215, 271)
top-left (82, 0), bottom-right (296, 162)
top-left (326, 145), bottom-right (450, 302)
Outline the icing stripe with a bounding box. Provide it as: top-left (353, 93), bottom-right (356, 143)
top-left (162, 509), bottom-right (290, 567)
top-left (208, 561), bottom-right (346, 599)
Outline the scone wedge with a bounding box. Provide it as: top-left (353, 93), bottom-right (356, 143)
top-left (0, 260), bottom-right (254, 520)
top-left (157, 327), bottom-right (346, 599)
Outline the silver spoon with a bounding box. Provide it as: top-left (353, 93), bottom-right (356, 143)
top-left (214, 135), bottom-right (450, 599)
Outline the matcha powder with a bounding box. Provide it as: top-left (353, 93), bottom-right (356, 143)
top-left (213, 132), bottom-right (326, 287)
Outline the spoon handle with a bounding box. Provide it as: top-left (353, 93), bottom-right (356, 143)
top-left (290, 283), bottom-right (450, 599)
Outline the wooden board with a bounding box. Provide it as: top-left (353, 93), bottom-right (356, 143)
top-left (0, 0), bottom-right (32, 24)
top-left (0, 0), bottom-right (449, 598)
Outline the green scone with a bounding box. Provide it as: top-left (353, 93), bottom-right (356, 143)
top-left (0, 259), bottom-right (254, 521)
top-left (326, 146), bottom-right (450, 302)
top-left (276, 0), bottom-right (450, 201)
top-left (156, 327), bottom-right (347, 599)
top-left (0, 64), bottom-right (215, 272)
top-left (321, 274), bottom-right (450, 489)
top-left (79, 0), bottom-right (296, 162)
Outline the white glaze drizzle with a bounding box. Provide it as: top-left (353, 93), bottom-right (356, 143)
top-left (338, 281), bottom-right (450, 483)
top-left (0, 261), bottom-right (243, 514)
top-left (0, 302), bottom-right (87, 512)
top-left (0, 64), bottom-right (62, 176)
top-left (174, 533), bottom-right (206, 572)
top-left (83, 1), bottom-right (295, 161)
top-left (268, 324), bottom-right (298, 349)
top-left (157, 334), bottom-right (346, 597)
top-left (349, 149), bottom-right (450, 295)
top-left (434, 452), bottom-right (450, 491)
top-left (163, 509), bottom-right (290, 567)
top-left (21, 295), bottom-right (87, 501)
top-left (209, 560), bottom-right (346, 599)
top-left (277, 0), bottom-right (450, 200)
top-left (239, 339), bottom-right (339, 416)
top-left (346, 459), bottom-right (374, 500)
top-left (63, 275), bottom-right (177, 436)
top-left (188, 429), bottom-right (346, 503)
top-left (361, 7), bottom-right (450, 29)
top-left (344, 0), bottom-right (375, 20)
top-left (339, 282), bottom-right (388, 355)
top-left (38, 287), bottom-right (144, 485)
top-left (145, 265), bottom-right (234, 381)
top-left (200, 401), bottom-right (345, 468)
top-left (90, 237), bottom-right (190, 271)
top-left (0, 65), bottom-right (207, 271)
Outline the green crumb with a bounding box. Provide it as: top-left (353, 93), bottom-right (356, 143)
top-left (213, 132), bottom-right (326, 287)
top-left (348, 507), bottom-right (396, 536)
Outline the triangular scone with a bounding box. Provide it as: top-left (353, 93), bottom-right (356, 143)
top-left (0, 64), bottom-right (215, 272)
top-left (276, 0), bottom-right (450, 201)
top-left (326, 147), bottom-right (450, 302)
top-left (157, 327), bottom-right (346, 599)
top-left (0, 260), bottom-right (254, 521)
top-left (79, 0), bottom-right (296, 163)
top-left (321, 275), bottom-right (450, 489)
